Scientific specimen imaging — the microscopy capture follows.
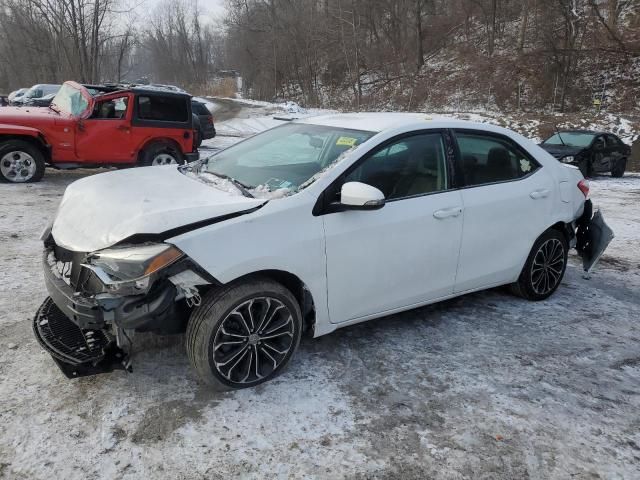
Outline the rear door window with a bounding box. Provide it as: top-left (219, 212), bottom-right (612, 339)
top-left (455, 132), bottom-right (539, 186)
top-left (137, 95), bottom-right (188, 122)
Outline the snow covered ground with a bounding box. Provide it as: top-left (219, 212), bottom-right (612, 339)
top-left (0, 101), bottom-right (639, 479)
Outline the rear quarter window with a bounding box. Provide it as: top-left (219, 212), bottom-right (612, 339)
top-left (137, 95), bottom-right (189, 122)
top-left (192, 103), bottom-right (210, 115)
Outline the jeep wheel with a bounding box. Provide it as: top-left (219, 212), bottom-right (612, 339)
top-left (0, 140), bottom-right (45, 183)
top-left (611, 158), bottom-right (626, 178)
top-left (139, 141), bottom-right (184, 167)
top-left (186, 278), bottom-right (302, 390)
top-left (510, 229), bottom-right (568, 301)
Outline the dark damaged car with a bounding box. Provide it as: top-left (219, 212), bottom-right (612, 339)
top-left (540, 130), bottom-right (630, 178)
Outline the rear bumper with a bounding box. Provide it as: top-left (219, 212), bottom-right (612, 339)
top-left (202, 125), bottom-right (216, 139)
top-left (575, 199), bottom-right (614, 273)
top-left (185, 151), bottom-right (200, 162)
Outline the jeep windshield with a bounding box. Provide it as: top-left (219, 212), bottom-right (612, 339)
top-left (543, 132), bottom-right (595, 148)
top-left (203, 123), bottom-right (374, 195)
top-left (50, 82), bottom-right (91, 117)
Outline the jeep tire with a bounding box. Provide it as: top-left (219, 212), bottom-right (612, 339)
top-left (139, 141), bottom-right (185, 167)
top-left (0, 140), bottom-right (46, 183)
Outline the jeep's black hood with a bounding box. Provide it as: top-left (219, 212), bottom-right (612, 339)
top-left (540, 144), bottom-right (585, 159)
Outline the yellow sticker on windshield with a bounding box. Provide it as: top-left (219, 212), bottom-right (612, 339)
top-left (336, 136), bottom-right (357, 147)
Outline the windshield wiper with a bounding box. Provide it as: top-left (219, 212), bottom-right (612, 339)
top-left (207, 170), bottom-right (255, 198)
top-left (48, 103), bottom-right (60, 114)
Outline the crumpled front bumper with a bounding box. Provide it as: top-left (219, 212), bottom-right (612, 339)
top-left (33, 297), bottom-right (128, 378)
top-left (42, 249), bottom-right (179, 331)
top-left (35, 248), bottom-right (183, 378)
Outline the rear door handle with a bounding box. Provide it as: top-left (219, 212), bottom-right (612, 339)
top-left (433, 207), bottom-right (463, 219)
top-left (530, 189), bottom-right (549, 199)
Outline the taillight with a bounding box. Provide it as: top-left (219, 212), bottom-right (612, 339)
top-left (577, 179), bottom-right (589, 198)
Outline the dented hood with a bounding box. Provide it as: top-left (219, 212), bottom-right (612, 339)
top-left (51, 166), bottom-right (266, 252)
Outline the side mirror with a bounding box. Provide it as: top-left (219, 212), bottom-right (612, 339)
top-left (339, 182), bottom-right (385, 210)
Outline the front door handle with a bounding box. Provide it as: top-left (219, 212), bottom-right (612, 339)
top-left (433, 207), bottom-right (463, 219)
top-left (530, 189), bottom-right (550, 199)
top-left (116, 125), bottom-right (130, 132)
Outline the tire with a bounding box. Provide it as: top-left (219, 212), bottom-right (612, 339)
top-left (611, 158), bottom-right (626, 178)
top-left (510, 229), bottom-right (568, 301)
top-left (0, 140), bottom-right (45, 183)
top-left (186, 277), bottom-right (302, 390)
top-left (138, 141), bottom-right (185, 167)
top-left (578, 158), bottom-right (591, 178)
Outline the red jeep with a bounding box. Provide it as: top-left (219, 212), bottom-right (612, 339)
top-left (0, 81), bottom-right (198, 183)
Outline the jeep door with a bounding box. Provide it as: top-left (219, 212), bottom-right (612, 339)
top-left (452, 130), bottom-right (554, 292)
top-left (75, 93), bottom-right (135, 163)
top-left (321, 131), bottom-right (464, 323)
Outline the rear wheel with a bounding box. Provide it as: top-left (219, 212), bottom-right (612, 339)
top-left (138, 141), bottom-right (184, 167)
top-left (611, 158), bottom-right (626, 178)
top-left (510, 229), bottom-right (568, 301)
top-left (186, 278), bottom-right (302, 390)
top-left (0, 140), bottom-right (45, 183)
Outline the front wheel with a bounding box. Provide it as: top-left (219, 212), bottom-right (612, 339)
top-left (186, 278), bottom-right (302, 390)
top-left (510, 229), bottom-right (568, 301)
top-left (0, 140), bottom-right (45, 183)
top-left (611, 158), bottom-right (626, 178)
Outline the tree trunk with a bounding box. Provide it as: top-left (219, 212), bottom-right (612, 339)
top-left (518, 0), bottom-right (529, 52)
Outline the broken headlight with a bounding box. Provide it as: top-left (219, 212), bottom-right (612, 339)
top-left (561, 155), bottom-right (575, 163)
top-left (83, 243), bottom-right (183, 294)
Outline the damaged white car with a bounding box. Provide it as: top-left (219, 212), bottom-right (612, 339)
top-left (34, 114), bottom-right (613, 390)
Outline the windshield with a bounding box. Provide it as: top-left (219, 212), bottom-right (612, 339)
top-left (543, 132), bottom-right (595, 148)
top-left (24, 86), bottom-right (42, 99)
top-left (51, 83), bottom-right (89, 116)
top-left (204, 123), bottom-right (375, 193)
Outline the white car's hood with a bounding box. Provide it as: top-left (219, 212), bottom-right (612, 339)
top-left (51, 166), bottom-right (266, 252)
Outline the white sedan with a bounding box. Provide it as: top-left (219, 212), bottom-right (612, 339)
top-left (35, 113), bottom-right (610, 389)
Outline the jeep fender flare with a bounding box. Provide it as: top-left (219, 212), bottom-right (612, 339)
top-left (0, 124), bottom-right (50, 160)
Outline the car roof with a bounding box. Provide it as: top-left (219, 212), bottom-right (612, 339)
top-left (82, 83), bottom-right (191, 98)
top-left (295, 112), bottom-right (511, 135)
top-left (555, 129), bottom-right (607, 135)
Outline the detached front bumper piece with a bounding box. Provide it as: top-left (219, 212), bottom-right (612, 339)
top-left (33, 297), bottom-right (128, 378)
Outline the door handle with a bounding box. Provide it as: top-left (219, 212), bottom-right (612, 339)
top-left (116, 125), bottom-right (130, 132)
top-left (433, 207), bottom-right (463, 219)
top-left (529, 189), bottom-right (549, 199)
